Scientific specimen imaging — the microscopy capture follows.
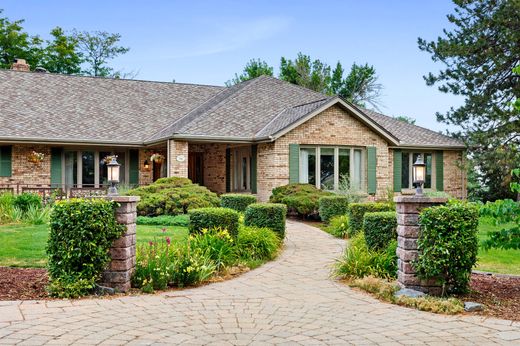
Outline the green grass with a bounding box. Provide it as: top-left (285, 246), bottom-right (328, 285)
top-left (0, 223), bottom-right (188, 268)
top-left (475, 218), bottom-right (520, 275)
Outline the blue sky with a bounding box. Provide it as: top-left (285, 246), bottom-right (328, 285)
top-left (2, 0), bottom-right (463, 132)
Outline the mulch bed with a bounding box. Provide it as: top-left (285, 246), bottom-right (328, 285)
top-left (0, 267), bottom-right (48, 300)
top-left (462, 273), bottom-right (520, 321)
top-left (1, 267), bottom-right (519, 321)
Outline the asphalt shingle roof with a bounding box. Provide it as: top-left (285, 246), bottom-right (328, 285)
top-left (0, 70), bottom-right (464, 148)
top-left (0, 70), bottom-right (222, 144)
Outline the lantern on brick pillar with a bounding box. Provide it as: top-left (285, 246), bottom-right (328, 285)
top-left (413, 154), bottom-right (426, 196)
top-left (107, 156), bottom-right (121, 196)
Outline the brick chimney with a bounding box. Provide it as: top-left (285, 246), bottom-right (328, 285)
top-left (10, 58), bottom-right (30, 72)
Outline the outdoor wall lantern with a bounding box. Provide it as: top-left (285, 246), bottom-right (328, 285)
top-left (412, 154), bottom-right (426, 196)
top-left (107, 156), bottom-right (121, 196)
top-left (144, 159), bottom-right (150, 170)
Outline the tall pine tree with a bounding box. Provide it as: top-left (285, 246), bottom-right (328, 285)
top-left (419, 0), bottom-right (520, 201)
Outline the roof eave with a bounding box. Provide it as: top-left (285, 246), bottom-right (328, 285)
top-left (0, 136), bottom-right (146, 147)
top-left (390, 144), bottom-right (466, 150)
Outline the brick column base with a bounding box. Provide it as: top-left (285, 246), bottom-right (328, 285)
top-left (100, 196), bottom-right (139, 292)
top-left (394, 196), bottom-right (447, 295)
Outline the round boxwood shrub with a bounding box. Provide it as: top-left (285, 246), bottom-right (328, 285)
top-left (244, 203), bottom-right (287, 238)
top-left (220, 194), bottom-right (257, 212)
top-left (318, 195), bottom-right (350, 222)
top-left (47, 199), bottom-right (126, 298)
top-left (269, 183), bottom-right (332, 218)
top-left (14, 192), bottom-right (42, 212)
top-left (348, 202), bottom-right (394, 234)
top-left (363, 211), bottom-right (397, 250)
top-left (414, 200), bottom-right (479, 294)
top-left (126, 177), bottom-right (220, 216)
top-left (188, 207), bottom-right (240, 238)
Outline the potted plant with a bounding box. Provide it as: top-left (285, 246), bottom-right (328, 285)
top-left (27, 151), bottom-right (45, 164)
top-left (150, 153), bottom-right (165, 164)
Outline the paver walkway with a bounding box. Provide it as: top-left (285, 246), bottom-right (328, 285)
top-left (0, 221), bottom-right (519, 345)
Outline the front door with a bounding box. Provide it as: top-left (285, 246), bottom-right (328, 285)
top-left (233, 147), bottom-right (251, 192)
top-left (188, 152), bottom-right (204, 185)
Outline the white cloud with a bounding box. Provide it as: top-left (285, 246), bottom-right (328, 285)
top-left (165, 16), bottom-right (291, 59)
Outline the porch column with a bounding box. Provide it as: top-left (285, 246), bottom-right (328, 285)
top-left (167, 139), bottom-right (188, 177)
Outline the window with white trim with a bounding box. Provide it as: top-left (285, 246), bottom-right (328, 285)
top-left (299, 146), bottom-right (364, 191)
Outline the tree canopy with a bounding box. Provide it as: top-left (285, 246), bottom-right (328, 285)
top-left (418, 0), bottom-right (520, 201)
top-left (227, 53), bottom-right (384, 109)
top-left (0, 9), bottom-right (130, 77)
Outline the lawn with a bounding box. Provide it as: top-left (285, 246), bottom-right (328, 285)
top-left (0, 223), bottom-right (188, 268)
top-left (475, 218), bottom-right (520, 275)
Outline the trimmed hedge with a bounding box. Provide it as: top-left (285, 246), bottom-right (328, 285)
top-left (126, 177), bottom-right (220, 216)
top-left (269, 183), bottom-right (333, 218)
top-left (363, 211), bottom-right (397, 250)
top-left (220, 194), bottom-right (257, 212)
top-left (319, 195), bottom-right (349, 222)
top-left (244, 203), bottom-right (287, 237)
top-left (414, 200), bottom-right (479, 294)
top-left (47, 199), bottom-right (125, 298)
top-left (348, 202), bottom-right (394, 234)
top-left (188, 207), bottom-right (240, 238)
top-left (14, 192), bottom-right (42, 212)
top-left (136, 214), bottom-right (189, 227)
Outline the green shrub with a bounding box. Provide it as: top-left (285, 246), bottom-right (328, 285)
top-left (47, 199), bottom-right (125, 298)
top-left (334, 232), bottom-right (397, 280)
top-left (189, 228), bottom-right (235, 271)
top-left (363, 211), bottom-right (397, 250)
top-left (325, 215), bottom-right (351, 238)
top-left (0, 193), bottom-right (15, 223)
top-left (126, 177), bottom-right (219, 216)
top-left (244, 203), bottom-right (287, 237)
top-left (188, 207), bottom-right (240, 238)
top-left (269, 183), bottom-right (333, 218)
top-left (236, 225), bottom-right (281, 263)
top-left (348, 202), bottom-right (394, 234)
top-left (220, 194), bottom-right (257, 212)
top-left (318, 195), bottom-right (349, 222)
top-left (136, 214), bottom-right (190, 227)
top-left (14, 192), bottom-right (42, 213)
top-left (414, 200), bottom-right (479, 295)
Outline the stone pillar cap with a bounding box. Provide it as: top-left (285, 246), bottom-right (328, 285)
top-left (394, 196), bottom-right (448, 204)
top-left (107, 196), bottom-right (140, 203)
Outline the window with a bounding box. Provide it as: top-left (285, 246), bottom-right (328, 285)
top-left (401, 152), bottom-right (433, 189)
top-left (299, 146), bottom-right (364, 191)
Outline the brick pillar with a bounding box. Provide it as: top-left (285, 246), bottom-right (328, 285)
top-left (100, 196), bottom-right (140, 292)
top-left (395, 196), bottom-right (447, 295)
top-left (167, 139), bottom-right (188, 177)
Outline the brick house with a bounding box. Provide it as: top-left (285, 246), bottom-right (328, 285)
top-left (0, 64), bottom-right (466, 201)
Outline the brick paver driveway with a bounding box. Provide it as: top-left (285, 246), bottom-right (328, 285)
top-left (1, 221), bottom-right (519, 345)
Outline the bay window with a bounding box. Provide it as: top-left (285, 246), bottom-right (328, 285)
top-left (300, 146), bottom-right (364, 191)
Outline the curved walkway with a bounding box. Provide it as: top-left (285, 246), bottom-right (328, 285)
top-left (0, 221), bottom-right (519, 345)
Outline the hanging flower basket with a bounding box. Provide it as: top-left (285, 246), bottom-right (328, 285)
top-left (27, 151), bottom-right (45, 164)
top-left (150, 153), bottom-right (165, 164)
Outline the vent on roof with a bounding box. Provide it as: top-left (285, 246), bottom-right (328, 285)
top-left (34, 66), bottom-right (48, 73)
top-left (10, 58), bottom-right (30, 72)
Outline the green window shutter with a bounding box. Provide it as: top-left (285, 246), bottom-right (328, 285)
top-left (129, 149), bottom-right (139, 186)
top-left (225, 148), bottom-right (231, 192)
top-left (251, 145), bottom-right (257, 194)
top-left (367, 146), bottom-right (377, 195)
top-left (0, 146), bottom-right (12, 177)
top-left (288, 144), bottom-right (300, 184)
top-left (393, 150), bottom-right (402, 192)
top-left (436, 151), bottom-right (444, 191)
top-left (50, 148), bottom-right (63, 187)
